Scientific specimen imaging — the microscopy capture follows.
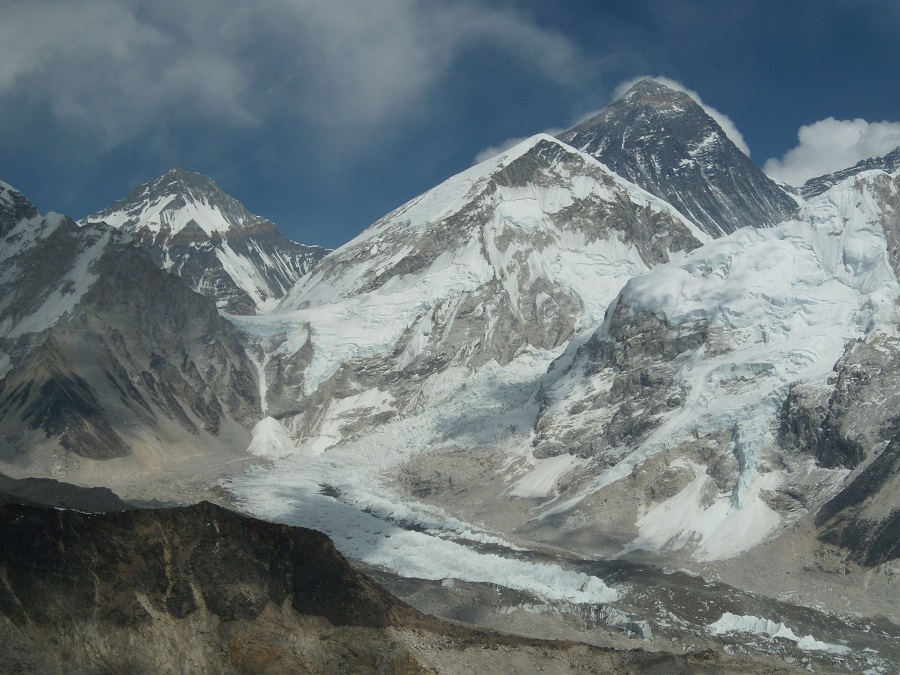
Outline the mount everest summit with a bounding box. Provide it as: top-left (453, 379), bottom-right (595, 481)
top-left (558, 79), bottom-right (798, 236)
top-left (1, 78), bottom-right (898, 669)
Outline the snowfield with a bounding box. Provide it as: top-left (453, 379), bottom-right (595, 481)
top-left (226, 347), bottom-right (627, 605)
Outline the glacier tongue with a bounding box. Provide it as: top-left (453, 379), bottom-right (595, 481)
top-left (226, 346), bottom-right (623, 605)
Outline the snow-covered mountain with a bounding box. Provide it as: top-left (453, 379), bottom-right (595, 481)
top-left (82, 169), bottom-right (328, 314)
top-left (558, 79), bottom-right (798, 237)
top-left (220, 150), bottom-right (899, 667)
top-left (529, 167), bottom-right (899, 561)
top-left (0, 182), bottom-right (260, 481)
top-left (3, 80), bottom-right (900, 668)
top-left (246, 134), bottom-right (708, 447)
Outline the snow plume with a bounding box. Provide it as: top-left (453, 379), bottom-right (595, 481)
top-left (612, 76), bottom-right (752, 156)
top-left (763, 117), bottom-right (900, 187)
top-left (473, 128), bottom-right (565, 165)
top-left (473, 75), bottom-right (752, 164)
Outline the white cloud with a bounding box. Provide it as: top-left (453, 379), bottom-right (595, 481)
top-left (763, 118), bottom-right (900, 186)
top-left (0, 0), bottom-right (590, 151)
top-left (612, 76), bottom-right (751, 156)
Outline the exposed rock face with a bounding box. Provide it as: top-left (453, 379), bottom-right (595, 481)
top-left (777, 333), bottom-right (900, 566)
top-left (527, 169), bottom-right (898, 561)
top-left (815, 431), bottom-right (900, 566)
top-left (0, 501), bottom-right (412, 673)
top-left (534, 306), bottom-right (703, 459)
top-left (779, 334), bottom-right (900, 469)
top-left (0, 184), bottom-right (260, 477)
top-left (0, 472), bottom-right (128, 510)
top-left (0, 180), bottom-right (40, 239)
top-left (83, 169), bottom-right (328, 314)
top-left (558, 79), bottom-right (798, 237)
top-left (0, 501), bottom-right (798, 674)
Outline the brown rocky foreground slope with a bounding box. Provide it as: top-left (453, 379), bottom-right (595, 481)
top-left (0, 501), bottom-right (797, 674)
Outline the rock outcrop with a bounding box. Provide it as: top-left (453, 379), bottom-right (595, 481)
top-left (0, 501), bottom-right (799, 674)
top-left (83, 169), bottom-right (328, 314)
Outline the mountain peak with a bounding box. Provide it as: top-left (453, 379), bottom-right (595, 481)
top-left (557, 81), bottom-right (797, 236)
top-left (618, 78), bottom-right (693, 107)
top-left (800, 145), bottom-right (900, 198)
top-left (154, 168), bottom-right (224, 199)
top-left (81, 170), bottom-right (328, 315)
top-left (84, 169), bottom-right (262, 238)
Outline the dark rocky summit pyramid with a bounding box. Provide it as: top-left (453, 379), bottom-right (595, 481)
top-left (558, 79), bottom-right (798, 236)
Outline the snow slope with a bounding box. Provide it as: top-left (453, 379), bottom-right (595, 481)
top-left (261, 133), bottom-right (706, 425)
top-left (0, 182), bottom-right (111, 340)
top-left (82, 169), bottom-right (327, 314)
top-left (534, 169), bottom-right (899, 560)
top-left (225, 135), bottom-right (709, 604)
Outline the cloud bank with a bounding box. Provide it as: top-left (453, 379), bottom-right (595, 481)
top-left (763, 118), bottom-right (900, 186)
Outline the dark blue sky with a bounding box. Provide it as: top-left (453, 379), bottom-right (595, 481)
top-left (1, 0), bottom-right (897, 249)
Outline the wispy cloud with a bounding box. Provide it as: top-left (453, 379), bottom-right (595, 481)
top-left (763, 118), bottom-right (900, 186)
top-left (0, 0), bottom-right (591, 152)
top-left (472, 127), bottom-right (568, 165)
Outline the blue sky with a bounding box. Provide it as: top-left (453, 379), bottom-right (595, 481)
top-left (1, 0), bottom-right (898, 249)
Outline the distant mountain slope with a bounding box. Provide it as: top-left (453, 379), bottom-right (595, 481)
top-left (0, 182), bottom-right (260, 481)
top-left (558, 79), bottom-right (798, 237)
top-left (252, 134), bottom-right (707, 447)
top-left (0, 472), bottom-right (128, 511)
top-left (82, 169), bottom-right (328, 314)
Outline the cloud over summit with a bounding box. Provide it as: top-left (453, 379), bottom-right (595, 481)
top-left (763, 118), bottom-right (900, 186)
